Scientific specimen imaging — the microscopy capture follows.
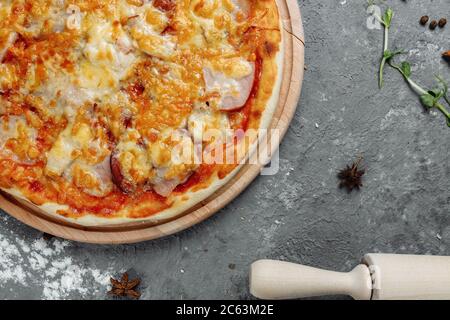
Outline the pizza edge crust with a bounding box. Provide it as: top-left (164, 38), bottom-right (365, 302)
top-left (1, 0), bottom-right (285, 227)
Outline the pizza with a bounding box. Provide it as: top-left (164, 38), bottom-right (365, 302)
top-left (0, 0), bottom-right (283, 225)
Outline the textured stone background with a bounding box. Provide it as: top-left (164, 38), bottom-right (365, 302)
top-left (0, 0), bottom-right (449, 300)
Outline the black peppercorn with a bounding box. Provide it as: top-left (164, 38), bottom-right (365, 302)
top-left (439, 18), bottom-right (447, 28)
top-left (420, 16), bottom-right (429, 25)
top-left (430, 20), bottom-right (438, 30)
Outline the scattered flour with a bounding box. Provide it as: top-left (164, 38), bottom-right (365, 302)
top-left (258, 159), bottom-right (300, 211)
top-left (0, 215), bottom-right (113, 299)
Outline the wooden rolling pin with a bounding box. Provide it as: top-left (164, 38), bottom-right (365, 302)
top-left (250, 254), bottom-right (450, 300)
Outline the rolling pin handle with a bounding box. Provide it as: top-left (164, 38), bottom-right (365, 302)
top-left (250, 259), bottom-right (372, 300)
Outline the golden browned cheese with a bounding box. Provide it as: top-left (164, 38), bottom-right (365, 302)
top-left (0, 0), bottom-right (281, 218)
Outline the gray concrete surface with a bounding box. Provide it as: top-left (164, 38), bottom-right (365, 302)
top-left (0, 0), bottom-right (449, 300)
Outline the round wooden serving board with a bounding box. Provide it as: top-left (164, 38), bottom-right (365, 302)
top-left (0, 0), bottom-right (305, 244)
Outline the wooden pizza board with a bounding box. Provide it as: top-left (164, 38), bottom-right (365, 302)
top-left (0, 0), bottom-right (305, 244)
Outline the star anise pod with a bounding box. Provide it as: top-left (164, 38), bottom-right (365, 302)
top-left (337, 157), bottom-right (365, 193)
top-left (443, 50), bottom-right (450, 62)
top-left (108, 272), bottom-right (141, 299)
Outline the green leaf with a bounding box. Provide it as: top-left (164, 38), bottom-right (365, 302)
top-left (383, 49), bottom-right (403, 60)
top-left (400, 61), bottom-right (411, 78)
top-left (435, 75), bottom-right (449, 96)
top-left (428, 88), bottom-right (443, 99)
top-left (420, 94), bottom-right (436, 108)
top-left (383, 8), bottom-right (394, 27)
top-left (436, 76), bottom-right (448, 88)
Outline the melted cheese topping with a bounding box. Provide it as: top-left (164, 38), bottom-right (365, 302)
top-left (0, 0), bottom-right (279, 217)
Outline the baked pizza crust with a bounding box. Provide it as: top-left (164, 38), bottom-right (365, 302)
top-left (0, 0), bottom-right (284, 226)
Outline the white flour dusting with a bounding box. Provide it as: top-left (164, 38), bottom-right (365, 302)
top-left (0, 214), bottom-right (113, 299)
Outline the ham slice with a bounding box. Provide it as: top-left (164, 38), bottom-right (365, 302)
top-left (110, 140), bottom-right (152, 194)
top-left (89, 156), bottom-right (114, 197)
top-left (152, 175), bottom-right (181, 198)
top-left (148, 129), bottom-right (197, 197)
top-left (203, 62), bottom-right (255, 111)
top-left (69, 156), bottom-right (114, 197)
top-left (111, 128), bottom-right (198, 197)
